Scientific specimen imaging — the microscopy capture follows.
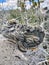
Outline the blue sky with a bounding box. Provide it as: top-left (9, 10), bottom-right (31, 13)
top-left (0, 0), bottom-right (6, 3)
top-left (34, 0), bottom-right (38, 2)
top-left (0, 0), bottom-right (39, 3)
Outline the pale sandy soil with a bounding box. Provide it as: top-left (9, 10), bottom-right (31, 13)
top-left (0, 34), bottom-right (49, 65)
top-left (0, 34), bottom-right (28, 65)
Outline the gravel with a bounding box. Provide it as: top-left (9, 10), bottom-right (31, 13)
top-left (0, 34), bottom-right (49, 65)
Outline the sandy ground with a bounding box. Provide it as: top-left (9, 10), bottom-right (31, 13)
top-left (0, 34), bottom-right (28, 65)
top-left (0, 34), bottom-right (49, 65)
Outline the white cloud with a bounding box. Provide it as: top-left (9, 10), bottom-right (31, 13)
top-left (25, 1), bottom-right (33, 10)
top-left (0, 0), bottom-right (18, 10)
